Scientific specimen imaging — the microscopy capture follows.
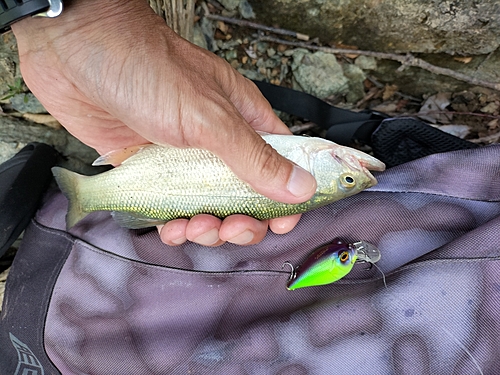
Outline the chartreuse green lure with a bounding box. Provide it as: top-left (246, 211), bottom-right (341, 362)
top-left (285, 238), bottom-right (381, 290)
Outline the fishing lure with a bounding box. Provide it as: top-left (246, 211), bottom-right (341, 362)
top-left (284, 238), bottom-right (381, 290)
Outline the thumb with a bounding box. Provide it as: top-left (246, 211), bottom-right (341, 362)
top-left (236, 131), bottom-right (318, 204)
top-left (203, 116), bottom-right (317, 204)
top-left (222, 76), bottom-right (318, 203)
top-left (199, 75), bottom-right (317, 204)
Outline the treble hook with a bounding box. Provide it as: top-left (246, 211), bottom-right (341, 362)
top-left (282, 261), bottom-right (296, 282)
top-left (352, 240), bottom-right (387, 288)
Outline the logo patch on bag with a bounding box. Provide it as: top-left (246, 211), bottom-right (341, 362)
top-left (9, 333), bottom-right (45, 375)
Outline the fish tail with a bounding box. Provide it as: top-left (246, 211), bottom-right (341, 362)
top-left (51, 167), bottom-right (89, 229)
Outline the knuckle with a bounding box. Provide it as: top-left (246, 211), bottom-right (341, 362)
top-left (251, 142), bottom-right (289, 183)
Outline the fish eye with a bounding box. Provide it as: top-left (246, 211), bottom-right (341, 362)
top-left (339, 251), bottom-right (350, 263)
top-left (340, 173), bottom-right (356, 188)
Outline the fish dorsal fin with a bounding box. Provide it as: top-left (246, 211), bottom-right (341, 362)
top-left (92, 144), bottom-right (151, 166)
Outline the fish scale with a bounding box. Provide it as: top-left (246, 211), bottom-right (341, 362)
top-left (52, 134), bottom-right (385, 229)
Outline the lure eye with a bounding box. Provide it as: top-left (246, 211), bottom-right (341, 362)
top-left (339, 250), bottom-right (350, 263)
top-left (340, 173), bottom-right (356, 189)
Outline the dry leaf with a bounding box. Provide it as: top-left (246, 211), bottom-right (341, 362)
top-left (418, 92), bottom-right (452, 124)
top-left (435, 124), bottom-right (470, 139)
top-left (334, 42), bottom-right (359, 50)
top-left (382, 84), bottom-right (398, 100)
top-left (0, 268), bottom-right (8, 310)
top-left (23, 113), bottom-right (61, 129)
top-left (344, 53), bottom-right (360, 59)
top-left (371, 102), bottom-right (398, 113)
top-left (480, 101), bottom-right (499, 114)
top-left (0, 268), bottom-right (8, 282)
top-left (453, 56), bottom-right (473, 64)
top-left (216, 21), bottom-right (228, 34)
top-left (277, 44), bottom-right (288, 53)
top-left (488, 119), bottom-right (499, 130)
top-left (245, 47), bottom-right (257, 59)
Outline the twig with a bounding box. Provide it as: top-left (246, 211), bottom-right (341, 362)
top-left (257, 35), bottom-right (500, 92)
top-left (469, 131), bottom-right (500, 144)
top-left (205, 14), bottom-right (309, 41)
top-left (289, 122), bottom-right (317, 134)
top-left (206, 0), bottom-right (225, 11)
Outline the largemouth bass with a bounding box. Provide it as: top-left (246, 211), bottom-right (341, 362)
top-left (52, 134), bottom-right (385, 229)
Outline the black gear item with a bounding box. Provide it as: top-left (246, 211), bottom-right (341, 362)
top-left (371, 118), bottom-right (479, 168)
top-left (0, 143), bottom-right (59, 258)
top-left (253, 80), bottom-right (479, 168)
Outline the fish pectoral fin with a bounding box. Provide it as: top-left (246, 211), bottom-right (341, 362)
top-left (92, 144), bottom-right (152, 166)
top-left (111, 211), bottom-right (167, 229)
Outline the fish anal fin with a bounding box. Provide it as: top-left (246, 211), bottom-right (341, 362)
top-left (92, 144), bottom-right (151, 166)
top-left (111, 211), bottom-right (167, 229)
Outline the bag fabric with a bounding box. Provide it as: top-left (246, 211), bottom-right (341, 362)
top-left (1, 145), bottom-right (500, 375)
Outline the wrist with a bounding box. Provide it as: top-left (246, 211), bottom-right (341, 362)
top-left (11, 0), bottom-right (158, 47)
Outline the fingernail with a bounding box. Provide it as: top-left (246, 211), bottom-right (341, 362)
top-left (287, 165), bottom-right (316, 199)
top-left (171, 236), bottom-right (186, 245)
top-left (228, 230), bottom-right (254, 245)
top-left (193, 228), bottom-right (220, 246)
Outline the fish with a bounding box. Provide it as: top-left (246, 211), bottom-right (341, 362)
top-left (51, 133), bottom-right (385, 229)
top-left (285, 238), bottom-right (358, 290)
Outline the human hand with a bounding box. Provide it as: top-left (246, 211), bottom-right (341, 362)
top-left (11, 0), bottom-right (316, 246)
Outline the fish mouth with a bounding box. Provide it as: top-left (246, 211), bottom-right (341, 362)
top-left (355, 152), bottom-right (386, 172)
top-left (333, 147), bottom-right (385, 187)
top-left (334, 147), bottom-right (386, 172)
top-left (360, 155), bottom-right (385, 187)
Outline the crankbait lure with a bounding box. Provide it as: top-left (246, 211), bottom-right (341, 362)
top-left (285, 238), bottom-right (381, 290)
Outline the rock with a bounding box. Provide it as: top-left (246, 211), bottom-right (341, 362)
top-left (237, 68), bottom-right (267, 81)
top-left (291, 49), bottom-right (349, 99)
top-left (0, 116), bottom-right (102, 174)
top-left (368, 50), bottom-right (500, 97)
top-left (196, 17), bottom-right (218, 52)
top-left (355, 55), bottom-right (377, 71)
top-left (249, 0), bottom-right (500, 55)
top-left (267, 47), bottom-right (276, 58)
top-left (192, 23), bottom-right (208, 50)
top-left (219, 0), bottom-right (255, 18)
top-left (224, 49), bottom-right (238, 61)
top-left (247, 0), bottom-right (500, 96)
top-left (342, 63), bottom-right (366, 103)
top-left (239, 0), bottom-right (255, 19)
top-left (10, 92), bottom-right (47, 114)
top-left (219, 0), bottom-right (240, 11)
top-left (255, 42), bottom-right (269, 54)
top-left (0, 33), bottom-right (21, 98)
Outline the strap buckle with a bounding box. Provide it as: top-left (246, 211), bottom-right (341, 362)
top-left (34, 0), bottom-right (63, 18)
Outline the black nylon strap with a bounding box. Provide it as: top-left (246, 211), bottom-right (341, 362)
top-left (252, 80), bottom-right (387, 144)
